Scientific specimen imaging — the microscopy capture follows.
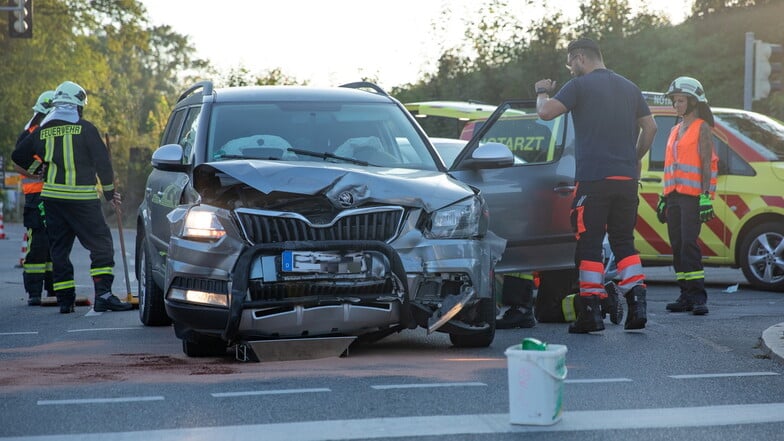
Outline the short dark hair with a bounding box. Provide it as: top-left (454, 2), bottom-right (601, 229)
top-left (567, 38), bottom-right (602, 60)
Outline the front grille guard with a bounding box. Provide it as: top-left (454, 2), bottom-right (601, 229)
top-left (222, 240), bottom-right (413, 343)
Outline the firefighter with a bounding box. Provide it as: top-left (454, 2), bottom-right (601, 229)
top-left (12, 80), bottom-right (132, 314)
top-left (659, 77), bottom-right (717, 315)
top-left (535, 38), bottom-right (657, 333)
top-left (13, 90), bottom-right (55, 306)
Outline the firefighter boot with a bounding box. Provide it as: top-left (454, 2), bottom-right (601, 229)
top-left (666, 295), bottom-right (694, 312)
top-left (624, 285), bottom-right (647, 330)
top-left (23, 272), bottom-right (43, 306)
top-left (57, 291), bottom-right (76, 314)
top-left (568, 295), bottom-right (604, 334)
top-left (497, 276), bottom-right (536, 329)
top-left (602, 281), bottom-right (624, 325)
top-left (94, 292), bottom-right (133, 312)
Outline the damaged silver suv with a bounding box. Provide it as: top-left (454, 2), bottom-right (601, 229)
top-left (135, 81), bottom-right (511, 359)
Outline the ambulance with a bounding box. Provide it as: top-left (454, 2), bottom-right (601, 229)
top-left (407, 94), bottom-right (784, 292)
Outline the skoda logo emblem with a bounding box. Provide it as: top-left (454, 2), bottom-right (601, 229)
top-left (336, 191), bottom-right (355, 208)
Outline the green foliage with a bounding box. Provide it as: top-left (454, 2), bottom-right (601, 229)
top-left (400, 0), bottom-right (784, 121)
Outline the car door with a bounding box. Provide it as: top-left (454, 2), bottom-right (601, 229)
top-left (146, 106), bottom-right (200, 263)
top-left (450, 100), bottom-right (577, 273)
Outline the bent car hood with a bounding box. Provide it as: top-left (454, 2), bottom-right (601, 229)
top-left (193, 160), bottom-right (476, 212)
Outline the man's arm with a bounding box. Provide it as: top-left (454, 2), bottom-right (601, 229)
top-left (534, 79), bottom-right (568, 121)
top-left (635, 114), bottom-right (657, 161)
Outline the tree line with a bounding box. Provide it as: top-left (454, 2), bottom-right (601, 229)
top-left (1, 0), bottom-right (782, 216)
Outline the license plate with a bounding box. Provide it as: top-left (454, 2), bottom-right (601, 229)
top-left (281, 251), bottom-right (366, 274)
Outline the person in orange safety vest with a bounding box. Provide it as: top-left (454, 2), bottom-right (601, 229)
top-left (658, 76), bottom-right (718, 315)
top-left (13, 90), bottom-right (56, 306)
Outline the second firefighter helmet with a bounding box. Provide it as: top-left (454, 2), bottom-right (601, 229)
top-left (32, 90), bottom-right (55, 114)
top-left (665, 76), bottom-right (708, 103)
top-left (52, 81), bottom-right (87, 107)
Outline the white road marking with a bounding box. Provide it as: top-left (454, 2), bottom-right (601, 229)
top-left (66, 327), bottom-right (141, 333)
top-left (37, 396), bottom-right (164, 405)
top-left (0, 331), bottom-right (37, 336)
top-left (211, 388), bottom-right (331, 398)
top-left (5, 403), bottom-right (784, 440)
top-left (565, 378), bottom-right (633, 383)
top-left (669, 371), bottom-right (781, 379)
top-left (371, 382), bottom-right (487, 390)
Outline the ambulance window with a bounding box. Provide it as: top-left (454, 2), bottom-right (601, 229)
top-left (649, 115), bottom-right (677, 171)
top-left (714, 138), bottom-right (755, 176)
top-left (479, 111), bottom-right (564, 165)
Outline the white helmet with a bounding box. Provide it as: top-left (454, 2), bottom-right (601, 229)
top-left (665, 76), bottom-right (708, 103)
top-left (32, 90), bottom-right (55, 114)
top-left (52, 81), bottom-right (87, 107)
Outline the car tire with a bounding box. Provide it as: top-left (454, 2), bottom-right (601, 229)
top-left (739, 222), bottom-right (784, 291)
top-left (449, 297), bottom-right (495, 348)
top-left (182, 337), bottom-right (227, 357)
top-left (138, 239), bottom-right (172, 326)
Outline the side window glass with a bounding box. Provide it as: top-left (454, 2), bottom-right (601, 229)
top-left (715, 137), bottom-right (755, 176)
top-left (161, 109), bottom-right (187, 146)
top-left (649, 115), bottom-right (676, 171)
top-left (480, 111), bottom-right (565, 165)
top-left (178, 107), bottom-right (201, 165)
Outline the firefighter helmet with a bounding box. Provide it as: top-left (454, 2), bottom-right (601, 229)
top-left (665, 76), bottom-right (708, 103)
top-left (32, 90), bottom-right (55, 114)
top-left (52, 81), bottom-right (87, 107)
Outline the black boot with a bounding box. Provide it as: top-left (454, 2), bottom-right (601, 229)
top-left (602, 281), bottom-right (624, 325)
top-left (57, 292), bottom-right (75, 314)
top-left (666, 295), bottom-right (693, 312)
top-left (497, 275), bottom-right (536, 329)
top-left (94, 292), bottom-right (133, 312)
top-left (624, 285), bottom-right (647, 330)
top-left (568, 295), bottom-right (604, 334)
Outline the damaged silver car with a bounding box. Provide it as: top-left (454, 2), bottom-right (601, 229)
top-left (135, 81), bottom-right (511, 359)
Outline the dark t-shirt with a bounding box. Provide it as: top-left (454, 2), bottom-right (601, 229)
top-left (554, 69), bottom-right (651, 181)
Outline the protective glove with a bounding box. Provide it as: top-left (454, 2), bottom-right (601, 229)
top-left (699, 192), bottom-right (714, 223)
top-left (656, 194), bottom-right (667, 224)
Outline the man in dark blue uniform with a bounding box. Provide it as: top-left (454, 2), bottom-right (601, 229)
top-left (535, 38), bottom-right (657, 333)
top-left (12, 81), bottom-right (132, 314)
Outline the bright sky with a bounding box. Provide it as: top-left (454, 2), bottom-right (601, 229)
top-left (140, 0), bottom-right (691, 89)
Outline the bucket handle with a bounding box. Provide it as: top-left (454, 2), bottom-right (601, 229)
top-left (535, 358), bottom-right (568, 381)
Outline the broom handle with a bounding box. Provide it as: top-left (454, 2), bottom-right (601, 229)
top-left (115, 204), bottom-right (132, 296)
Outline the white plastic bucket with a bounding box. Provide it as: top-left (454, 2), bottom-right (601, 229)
top-left (505, 343), bottom-right (568, 425)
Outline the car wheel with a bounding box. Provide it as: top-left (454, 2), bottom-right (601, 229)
top-left (739, 222), bottom-right (784, 291)
top-left (449, 298), bottom-right (495, 348)
top-left (182, 337), bottom-right (227, 357)
top-left (138, 239), bottom-right (171, 326)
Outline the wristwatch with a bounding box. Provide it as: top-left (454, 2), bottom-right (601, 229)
top-left (536, 88), bottom-right (549, 94)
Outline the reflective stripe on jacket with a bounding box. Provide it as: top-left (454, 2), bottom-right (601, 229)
top-left (663, 119), bottom-right (718, 197)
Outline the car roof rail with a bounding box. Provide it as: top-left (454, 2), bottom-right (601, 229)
top-left (177, 80), bottom-right (214, 103)
top-left (339, 81), bottom-right (389, 97)
top-left (642, 91), bottom-right (670, 107)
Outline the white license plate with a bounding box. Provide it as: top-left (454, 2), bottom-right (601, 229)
top-left (281, 251), bottom-right (367, 274)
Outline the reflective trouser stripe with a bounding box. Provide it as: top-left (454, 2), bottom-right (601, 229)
top-left (579, 260), bottom-right (606, 298)
top-left (53, 280), bottom-right (76, 292)
top-left (617, 254), bottom-right (645, 294)
top-left (677, 270), bottom-right (705, 281)
top-left (89, 266), bottom-right (113, 277)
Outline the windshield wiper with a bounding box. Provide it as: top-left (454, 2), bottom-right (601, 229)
top-left (214, 154), bottom-right (282, 161)
top-left (287, 148), bottom-right (370, 166)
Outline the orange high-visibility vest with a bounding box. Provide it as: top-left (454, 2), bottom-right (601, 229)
top-left (663, 119), bottom-right (717, 197)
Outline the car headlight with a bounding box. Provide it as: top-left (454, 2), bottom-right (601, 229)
top-left (424, 196), bottom-right (486, 239)
top-left (182, 206), bottom-right (226, 240)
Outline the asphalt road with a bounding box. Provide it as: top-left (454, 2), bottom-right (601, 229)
top-left (0, 221), bottom-right (783, 441)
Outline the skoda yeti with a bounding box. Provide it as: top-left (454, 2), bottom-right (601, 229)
top-left (135, 81), bottom-right (512, 358)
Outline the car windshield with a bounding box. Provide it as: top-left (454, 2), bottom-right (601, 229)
top-left (205, 102), bottom-right (439, 170)
top-left (715, 111), bottom-right (784, 161)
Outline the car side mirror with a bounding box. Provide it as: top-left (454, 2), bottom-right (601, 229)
top-left (151, 144), bottom-right (189, 172)
top-left (456, 142), bottom-right (514, 169)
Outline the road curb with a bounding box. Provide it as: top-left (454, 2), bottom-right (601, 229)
top-left (761, 322), bottom-right (784, 364)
